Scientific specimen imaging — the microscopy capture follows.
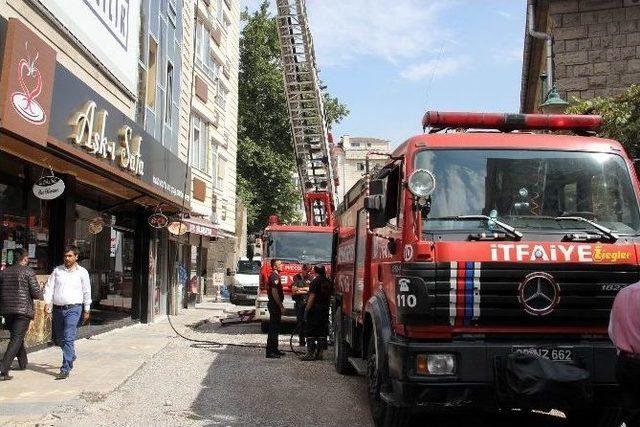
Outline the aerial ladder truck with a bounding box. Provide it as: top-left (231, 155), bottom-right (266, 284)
top-left (253, 0), bottom-right (338, 331)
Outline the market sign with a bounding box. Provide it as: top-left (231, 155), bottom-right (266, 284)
top-left (0, 19), bottom-right (56, 146)
top-left (32, 175), bottom-right (65, 200)
top-left (48, 64), bottom-right (190, 204)
top-left (68, 100), bottom-right (144, 176)
top-left (35, 0), bottom-right (140, 95)
top-left (148, 212), bottom-right (169, 229)
top-left (183, 217), bottom-right (218, 237)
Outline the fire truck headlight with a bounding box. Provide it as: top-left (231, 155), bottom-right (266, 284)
top-left (408, 169), bottom-right (436, 198)
top-left (416, 353), bottom-right (456, 376)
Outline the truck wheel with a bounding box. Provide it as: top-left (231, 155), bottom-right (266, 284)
top-left (367, 335), bottom-right (411, 427)
top-left (260, 321), bottom-right (269, 334)
top-left (334, 307), bottom-right (354, 375)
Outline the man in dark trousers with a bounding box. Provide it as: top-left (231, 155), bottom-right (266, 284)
top-left (300, 264), bottom-right (333, 361)
top-left (291, 264), bottom-right (312, 347)
top-left (266, 259), bottom-right (285, 359)
top-left (609, 281), bottom-right (640, 426)
top-left (0, 248), bottom-right (43, 380)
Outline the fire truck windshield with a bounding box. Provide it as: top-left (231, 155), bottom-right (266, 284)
top-left (415, 149), bottom-right (640, 235)
top-left (265, 231), bottom-right (332, 263)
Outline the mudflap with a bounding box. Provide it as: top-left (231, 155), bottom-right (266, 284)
top-left (494, 352), bottom-right (593, 411)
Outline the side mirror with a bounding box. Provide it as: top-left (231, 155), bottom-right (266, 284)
top-left (226, 268), bottom-right (235, 276)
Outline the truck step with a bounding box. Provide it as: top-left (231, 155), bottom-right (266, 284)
top-left (348, 357), bottom-right (367, 376)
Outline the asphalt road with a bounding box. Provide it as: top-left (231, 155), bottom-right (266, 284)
top-left (43, 307), bottom-right (584, 426)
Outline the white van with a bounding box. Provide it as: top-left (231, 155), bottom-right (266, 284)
top-left (225, 258), bottom-right (260, 305)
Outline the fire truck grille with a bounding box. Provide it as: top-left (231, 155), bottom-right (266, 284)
top-left (402, 262), bottom-right (639, 327)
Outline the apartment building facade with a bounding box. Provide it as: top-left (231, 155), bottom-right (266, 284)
top-left (334, 136), bottom-right (390, 204)
top-left (181, 0), bottom-right (240, 294)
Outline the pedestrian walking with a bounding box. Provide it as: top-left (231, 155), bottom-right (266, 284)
top-left (609, 281), bottom-right (640, 427)
top-left (292, 263), bottom-right (312, 347)
top-left (0, 249), bottom-right (43, 380)
top-left (265, 259), bottom-right (285, 359)
top-left (300, 264), bottom-right (333, 361)
top-left (44, 245), bottom-right (91, 380)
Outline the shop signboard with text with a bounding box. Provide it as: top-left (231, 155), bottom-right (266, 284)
top-left (48, 64), bottom-right (189, 204)
top-left (35, 0), bottom-right (140, 95)
top-left (0, 19), bottom-right (56, 146)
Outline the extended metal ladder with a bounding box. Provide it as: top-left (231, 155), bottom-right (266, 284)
top-left (275, 0), bottom-right (336, 226)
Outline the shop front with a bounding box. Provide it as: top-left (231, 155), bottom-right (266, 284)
top-left (0, 18), bottom-right (190, 348)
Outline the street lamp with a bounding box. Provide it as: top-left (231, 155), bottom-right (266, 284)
top-left (540, 84), bottom-right (569, 115)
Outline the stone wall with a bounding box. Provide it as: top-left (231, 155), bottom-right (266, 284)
top-left (549, 0), bottom-right (640, 100)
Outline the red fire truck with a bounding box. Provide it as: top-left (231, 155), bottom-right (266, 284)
top-left (332, 112), bottom-right (635, 426)
top-left (255, 216), bottom-right (333, 332)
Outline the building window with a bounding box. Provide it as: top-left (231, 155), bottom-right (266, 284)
top-left (211, 143), bottom-right (218, 186)
top-left (196, 20), bottom-right (221, 81)
top-left (217, 156), bottom-right (226, 189)
top-left (216, 0), bottom-right (224, 24)
top-left (215, 81), bottom-right (228, 109)
top-left (356, 162), bottom-right (365, 171)
top-left (146, 37), bottom-right (158, 108)
top-left (190, 115), bottom-right (209, 173)
top-left (164, 62), bottom-right (173, 126)
top-left (351, 142), bottom-right (360, 148)
top-left (195, 21), bottom-right (205, 65)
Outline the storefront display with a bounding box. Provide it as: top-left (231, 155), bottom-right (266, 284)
top-left (0, 154), bottom-right (51, 273)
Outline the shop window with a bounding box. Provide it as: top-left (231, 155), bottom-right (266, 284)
top-left (75, 205), bottom-right (135, 313)
top-left (146, 37), bottom-right (158, 108)
top-left (0, 158), bottom-right (50, 274)
top-left (191, 114), bottom-right (209, 173)
top-left (164, 62), bottom-right (174, 126)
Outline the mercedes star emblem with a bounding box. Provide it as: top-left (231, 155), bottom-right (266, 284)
top-left (518, 272), bottom-right (560, 316)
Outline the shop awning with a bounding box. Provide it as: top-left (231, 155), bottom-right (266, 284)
top-left (183, 217), bottom-right (218, 237)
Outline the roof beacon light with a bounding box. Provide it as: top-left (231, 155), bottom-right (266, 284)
top-left (422, 111), bottom-right (602, 132)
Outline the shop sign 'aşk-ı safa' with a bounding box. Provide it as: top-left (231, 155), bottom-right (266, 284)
top-left (68, 100), bottom-right (144, 176)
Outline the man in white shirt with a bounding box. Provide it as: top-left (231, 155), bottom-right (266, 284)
top-left (44, 245), bottom-right (91, 380)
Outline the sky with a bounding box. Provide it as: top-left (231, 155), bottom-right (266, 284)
top-left (240, 0), bottom-right (527, 147)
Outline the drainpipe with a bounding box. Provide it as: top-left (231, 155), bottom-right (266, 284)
top-left (527, 0), bottom-right (554, 87)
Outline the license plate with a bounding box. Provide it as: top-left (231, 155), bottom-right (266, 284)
top-left (512, 346), bottom-right (574, 361)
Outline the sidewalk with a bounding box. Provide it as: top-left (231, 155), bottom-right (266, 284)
top-left (0, 302), bottom-right (228, 426)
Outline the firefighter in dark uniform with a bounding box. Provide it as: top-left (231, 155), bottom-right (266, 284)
top-left (300, 264), bottom-right (333, 361)
top-left (266, 259), bottom-right (286, 359)
top-left (291, 264), bottom-right (312, 347)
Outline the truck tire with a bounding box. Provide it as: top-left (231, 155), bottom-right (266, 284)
top-left (260, 321), bottom-right (269, 334)
top-left (334, 307), bottom-right (354, 375)
top-left (367, 335), bottom-right (411, 427)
